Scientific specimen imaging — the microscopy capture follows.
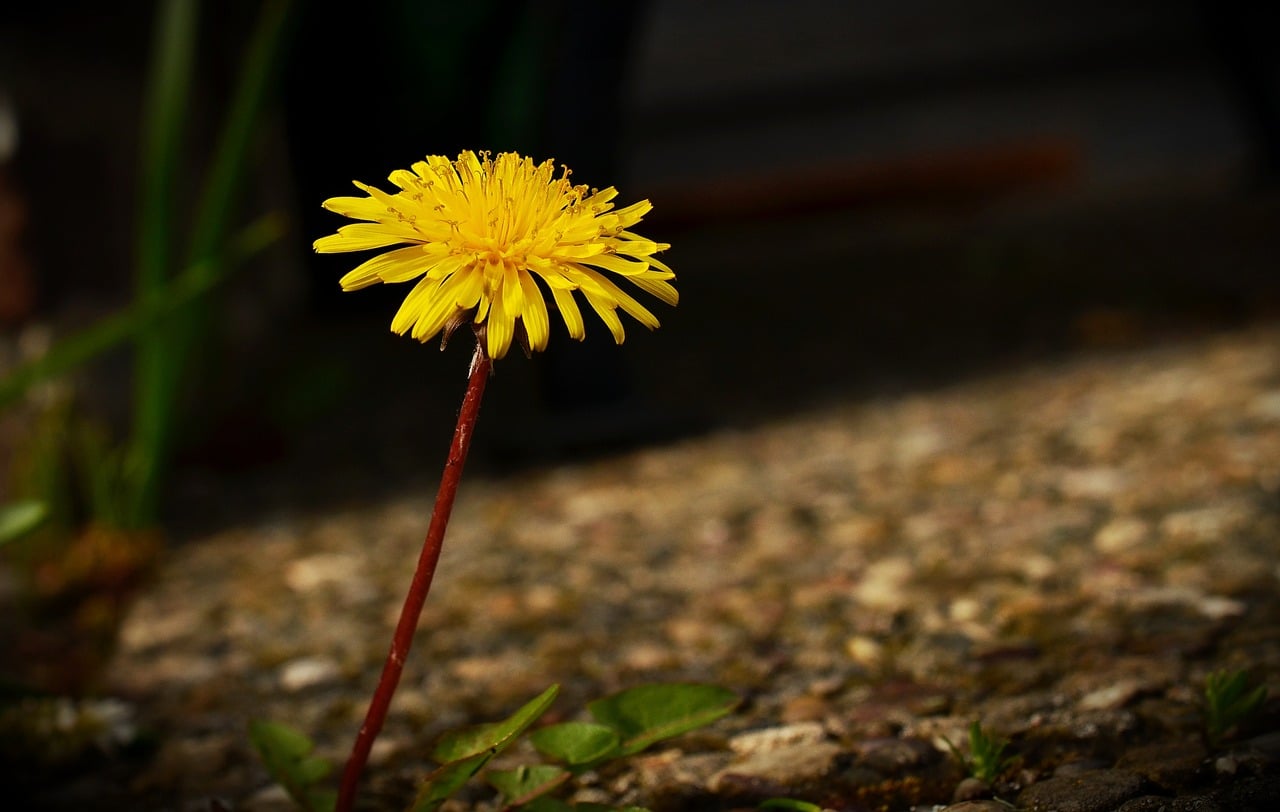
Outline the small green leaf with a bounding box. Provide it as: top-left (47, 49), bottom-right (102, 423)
top-left (410, 751), bottom-right (491, 812)
top-left (487, 764), bottom-right (570, 805)
top-left (411, 685), bottom-right (560, 812)
top-left (759, 800), bottom-right (824, 812)
top-left (433, 684), bottom-right (559, 762)
top-left (248, 720), bottom-right (335, 812)
top-left (1205, 669), bottom-right (1269, 744)
top-left (588, 684), bottom-right (738, 757)
top-left (0, 501), bottom-right (48, 545)
top-left (530, 722), bottom-right (620, 766)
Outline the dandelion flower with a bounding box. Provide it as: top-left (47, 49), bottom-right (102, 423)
top-left (314, 151), bottom-right (677, 360)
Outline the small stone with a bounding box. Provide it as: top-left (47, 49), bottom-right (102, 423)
top-left (780, 694), bottom-right (830, 723)
top-left (1078, 679), bottom-right (1144, 711)
top-left (1093, 518), bottom-right (1149, 555)
top-left (729, 722), bottom-right (827, 755)
top-left (1214, 754), bottom-right (1237, 776)
top-left (1160, 505), bottom-right (1249, 545)
top-left (283, 553), bottom-right (362, 592)
top-left (277, 657), bottom-right (340, 692)
top-left (844, 635), bottom-right (886, 669)
top-left (631, 749), bottom-right (731, 794)
top-left (1017, 768), bottom-right (1148, 812)
top-left (952, 776), bottom-right (992, 802)
top-left (855, 737), bottom-right (938, 774)
top-left (710, 741), bottom-right (843, 790)
top-left (853, 557), bottom-right (914, 610)
top-left (1060, 467), bottom-right (1127, 499)
top-left (1116, 739), bottom-right (1208, 788)
top-left (240, 784), bottom-right (295, 812)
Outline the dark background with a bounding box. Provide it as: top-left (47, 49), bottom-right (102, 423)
top-left (2, 0), bottom-right (1278, 529)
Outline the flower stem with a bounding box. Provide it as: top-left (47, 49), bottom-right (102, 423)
top-left (336, 339), bottom-right (492, 812)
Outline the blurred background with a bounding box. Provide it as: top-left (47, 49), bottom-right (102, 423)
top-left (1, 0), bottom-right (1279, 692)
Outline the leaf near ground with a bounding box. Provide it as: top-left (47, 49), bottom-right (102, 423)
top-left (0, 501), bottom-right (47, 545)
top-left (587, 683), bottom-right (739, 757)
top-left (410, 684), bottom-right (560, 812)
top-left (758, 800), bottom-right (825, 812)
top-left (529, 722), bottom-right (620, 766)
top-left (486, 764), bottom-right (571, 806)
top-left (248, 720), bottom-right (336, 812)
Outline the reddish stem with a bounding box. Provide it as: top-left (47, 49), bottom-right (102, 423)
top-left (336, 341), bottom-right (492, 812)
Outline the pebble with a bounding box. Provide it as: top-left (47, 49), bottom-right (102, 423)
top-left (710, 741), bottom-right (843, 790)
top-left (1078, 679), bottom-right (1145, 711)
top-left (951, 776), bottom-right (992, 802)
top-left (1017, 769), bottom-right (1149, 812)
top-left (728, 722), bottom-right (827, 755)
top-left (277, 657), bottom-right (341, 692)
top-left (1093, 517), bottom-right (1150, 555)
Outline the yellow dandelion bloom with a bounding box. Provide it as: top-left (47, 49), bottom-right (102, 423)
top-left (314, 151), bottom-right (677, 360)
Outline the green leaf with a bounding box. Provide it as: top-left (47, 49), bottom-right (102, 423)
top-left (0, 501), bottom-right (47, 545)
top-left (1205, 669), bottom-right (1269, 744)
top-left (410, 684), bottom-right (559, 812)
top-left (410, 751), bottom-right (491, 812)
top-left (433, 684), bottom-right (560, 762)
top-left (129, 0), bottom-right (200, 528)
top-left (587, 684), bottom-right (739, 757)
top-left (530, 722), bottom-right (620, 766)
top-left (486, 764), bottom-right (571, 806)
top-left (248, 720), bottom-right (335, 812)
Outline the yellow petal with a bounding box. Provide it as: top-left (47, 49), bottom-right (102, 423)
top-left (551, 287), bottom-right (585, 340)
top-left (583, 293), bottom-right (626, 344)
top-left (577, 267), bottom-right (660, 330)
top-left (626, 275), bottom-right (680, 306)
top-left (315, 223), bottom-right (419, 253)
top-left (411, 272), bottom-right (474, 341)
top-left (390, 275), bottom-right (444, 335)
top-left (519, 272), bottom-right (550, 352)
top-left (322, 195), bottom-right (385, 221)
top-left (487, 291), bottom-right (514, 359)
top-left (579, 253), bottom-right (652, 277)
top-left (501, 263), bottom-right (524, 319)
top-left (339, 245), bottom-right (429, 290)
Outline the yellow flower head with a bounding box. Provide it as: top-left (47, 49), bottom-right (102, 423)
top-left (314, 151), bottom-right (677, 360)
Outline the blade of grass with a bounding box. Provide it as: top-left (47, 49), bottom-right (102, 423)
top-left (0, 214), bottom-right (283, 411)
top-left (128, 0), bottom-right (200, 528)
top-left (189, 0), bottom-right (293, 268)
top-left (128, 0), bottom-right (293, 527)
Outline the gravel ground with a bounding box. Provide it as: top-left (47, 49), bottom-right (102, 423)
top-left (16, 324), bottom-right (1280, 810)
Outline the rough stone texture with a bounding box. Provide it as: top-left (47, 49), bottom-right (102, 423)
top-left (1016, 769), bottom-right (1149, 811)
top-left (11, 326), bottom-right (1280, 809)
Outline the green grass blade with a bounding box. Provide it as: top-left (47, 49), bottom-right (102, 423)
top-left (188, 0), bottom-right (292, 267)
top-left (0, 214), bottom-right (282, 411)
top-left (0, 501), bottom-right (48, 546)
top-left (128, 0), bottom-right (292, 528)
top-left (129, 0), bottom-right (200, 528)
